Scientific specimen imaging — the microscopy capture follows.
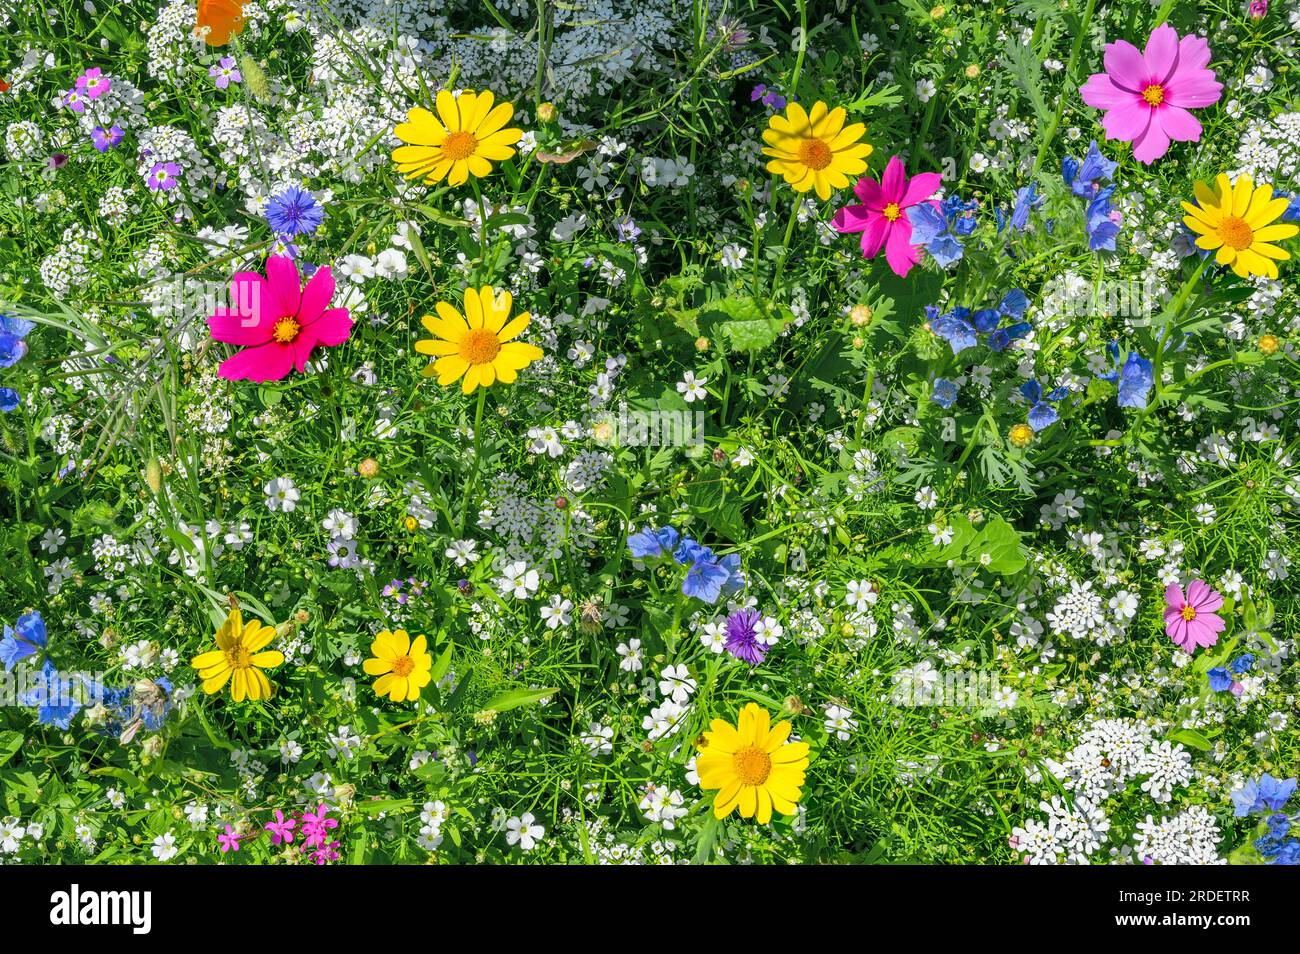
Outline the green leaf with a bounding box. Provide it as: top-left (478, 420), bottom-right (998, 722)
top-left (0, 731), bottom-right (23, 767)
top-left (1167, 728), bottom-right (1212, 751)
top-left (481, 687), bottom-right (557, 712)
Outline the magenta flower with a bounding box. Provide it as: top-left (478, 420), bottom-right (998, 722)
top-left (1079, 24), bottom-right (1222, 165)
top-left (208, 256), bottom-right (353, 383)
top-left (832, 156), bottom-right (942, 277)
top-left (1248, 0), bottom-right (1268, 18)
top-left (264, 809), bottom-right (296, 845)
top-left (1163, 580), bottom-right (1225, 654)
top-left (147, 161), bottom-right (181, 191)
top-left (75, 67), bottom-right (110, 100)
top-left (300, 804), bottom-right (340, 849)
top-left (217, 824), bottom-right (242, 853)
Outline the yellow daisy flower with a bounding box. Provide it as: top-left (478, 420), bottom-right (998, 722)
top-left (761, 100), bottom-right (873, 201)
top-left (191, 608), bottom-right (284, 702)
top-left (415, 285), bottom-right (544, 394)
top-left (362, 629), bottom-right (433, 702)
top-left (392, 89), bottom-right (523, 187)
top-left (1181, 173), bottom-right (1299, 280)
top-left (695, 703), bottom-right (810, 823)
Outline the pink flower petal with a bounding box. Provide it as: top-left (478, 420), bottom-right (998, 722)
top-left (1171, 32), bottom-right (1212, 75)
top-left (853, 177), bottom-right (883, 208)
top-left (832, 204), bottom-right (874, 234)
top-left (209, 306), bottom-right (272, 346)
top-left (901, 173), bottom-right (943, 208)
top-left (1102, 38), bottom-right (1150, 93)
top-left (1166, 76), bottom-right (1222, 109)
top-left (1131, 115), bottom-right (1171, 163)
top-left (218, 342), bottom-right (295, 382)
top-left (1143, 24), bottom-right (1181, 85)
top-left (879, 156), bottom-right (906, 204)
top-left (1156, 105), bottom-right (1203, 144)
top-left (1186, 579), bottom-right (1210, 607)
top-left (1101, 100), bottom-right (1153, 142)
top-left (264, 255), bottom-right (301, 320)
top-left (1163, 583), bottom-right (1186, 611)
top-left (883, 222), bottom-right (919, 277)
top-left (309, 308), bottom-right (353, 347)
top-left (858, 215), bottom-right (890, 258)
top-left (1081, 74), bottom-right (1133, 111)
top-left (297, 266), bottom-right (336, 325)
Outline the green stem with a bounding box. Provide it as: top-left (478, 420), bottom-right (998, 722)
top-left (1031, 0), bottom-right (1099, 176)
top-left (771, 196), bottom-right (802, 295)
top-left (458, 389), bottom-right (488, 536)
top-left (1150, 256), bottom-right (1209, 407)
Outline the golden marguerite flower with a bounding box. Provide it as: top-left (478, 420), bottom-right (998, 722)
top-left (363, 629), bottom-right (433, 702)
top-left (1182, 173), bottom-right (1299, 280)
top-left (415, 285), bottom-right (544, 394)
top-left (761, 100), bottom-right (873, 201)
top-left (191, 608), bottom-right (284, 702)
top-left (695, 703), bottom-right (810, 823)
top-left (392, 89), bottom-right (523, 187)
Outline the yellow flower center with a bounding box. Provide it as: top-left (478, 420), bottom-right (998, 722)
top-left (1009, 423), bottom-right (1034, 448)
top-left (798, 137), bottom-right (833, 171)
top-left (225, 645), bottom-right (251, 669)
top-left (1216, 215), bottom-right (1254, 250)
top-left (272, 316), bottom-right (300, 343)
top-left (1141, 83), bottom-right (1165, 106)
top-left (459, 328), bottom-right (501, 365)
top-left (883, 202), bottom-right (903, 222)
top-left (391, 655), bottom-right (415, 677)
top-left (442, 130), bottom-right (478, 161)
top-left (732, 745), bottom-right (773, 786)
top-left (1181, 605), bottom-right (1197, 621)
top-left (1258, 333), bottom-right (1280, 355)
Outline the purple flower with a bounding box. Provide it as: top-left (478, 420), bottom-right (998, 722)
top-left (47, 153), bottom-right (68, 170)
top-left (75, 67), bottom-right (110, 99)
top-left (209, 56), bottom-right (242, 90)
top-left (147, 161), bottom-right (181, 191)
top-left (61, 88), bottom-right (86, 113)
top-left (91, 125), bottom-right (124, 152)
top-left (723, 609), bottom-right (767, 665)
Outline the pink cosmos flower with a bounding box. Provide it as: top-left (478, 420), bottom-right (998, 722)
top-left (832, 156), bottom-right (942, 277)
top-left (1080, 24), bottom-right (1222, 165)
top-left (208, 256), bottom-right (352, 383)
top-left (1163, 579), bottom-right (1225, 654)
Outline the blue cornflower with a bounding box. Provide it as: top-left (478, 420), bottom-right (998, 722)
top-left (929, 289), bottom-right (1031, 355)
top-left (1231, 773), bottom-right (1298, 817)
top-left (1230, 654), bottom-right (1255, 675)
top-left (1098, 343), bottom-right (1153, 409)
top-left (627, 525), bottom-right (679, 560)
top-left (0, 611), bottom-right (48, 671)
top-left (931, 378), bottom-right (960, 409)
top-left (264, 186), bottom-right (325, 238)
top-left (1020, 380), bottom-right (1068, 432)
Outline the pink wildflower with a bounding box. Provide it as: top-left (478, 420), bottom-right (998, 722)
top-left (1079, 24), bottom-right (1222, 164)
top-left (832, 156), bottom-right (942, 277)
top-left (1163, 579), bottom-right (1225, 653)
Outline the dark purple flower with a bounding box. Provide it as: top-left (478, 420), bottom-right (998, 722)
top-left (724, 608), bottom-right (767, 665)
top-left (47, 153), bottom-right (68, 170)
